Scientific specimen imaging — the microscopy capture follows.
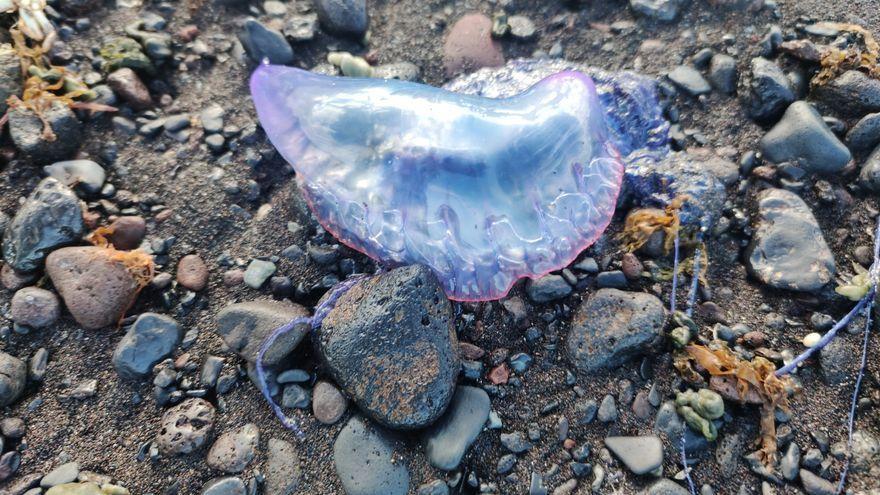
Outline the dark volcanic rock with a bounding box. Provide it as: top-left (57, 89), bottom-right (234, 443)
top-left (525, 274), bottom-right (571, 302)
top-left (8, 102), bottom-right (82, 164)
top-left (859, 144), bottom-right (880, 192)
top-left (238, 19), bottom-right (294, 65)
top-left (112, 313), bottom-right (181, 380)
top-left (566, 288), bottom-right (666, 372)
top-left (46, 246), bottom-right (139, 330)
top-left (846, 112), bottom-right (880, 154)
top-left (333, 416), bottom-right (409, 495)
top-left (313, 0), bottom-right (368, 37)
top-left (745, 188), bottom-right (835, 292)
top-left (3, 178), bottom-right (84, 273)
top-left (813, 70), bottom-right (880, 117)
top-left (424, 386), bottom-right (491, 471)
top-left (747, 57), bottom-right (794, 122)
top-left (759, 101), bottom-right (851, 173)
top-left (708, 54), bottom-right (737, 94)
top-left (215, 300), bottom-right (309, 365)
top-left (316, 265), bottom-right (459, 429)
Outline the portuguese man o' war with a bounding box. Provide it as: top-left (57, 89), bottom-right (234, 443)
top-left (250, 59), bottom-right (724, 301)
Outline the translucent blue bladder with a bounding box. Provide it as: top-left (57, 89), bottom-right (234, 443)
top-left (251, 63), bottom-right (633, 301)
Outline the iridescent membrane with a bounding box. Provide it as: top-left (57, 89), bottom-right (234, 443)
top-left (251, 61), bottom-right (665, 300)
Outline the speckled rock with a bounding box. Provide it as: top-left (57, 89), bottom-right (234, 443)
top-left (265, 438), bottom-right (300, 495)
top-left (0, 45), bottom-right (20, 116)
top-left (0, 351), bottom-right (26, 407)
top-left (566, 289), bottom-right (667, 372)
top-left (316, 265), bottom-right (459, 429)
top-left (312, 381), bottom-right (347, 425)
top-left (745, 188), bottom-right (835, 292)
top-left (10, 287), bottom-right (60, 328)
top-left (334, 415), bottom-right (409, 495)
top-left (107, 68), bottom-right (151, 110)
top-left (443, 14), bottom-right (504, 77)
top-left (46, 246), bottom-right (139, 330)
top-left (156, 398), bottom-right (216, 455)
top-left (106, 216), bottom-right (146, 250)
top-left (177, 254), bottom-right (209, 291)
top-left (215, 300), bottom-right (309, 365)
top-left (3, 178), bottom-right (84, 273)
top-left (206, 424), bottom-right (259, 473)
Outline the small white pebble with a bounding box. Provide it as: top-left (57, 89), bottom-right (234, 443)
top-left (802, 332), bottom-right (821, 348)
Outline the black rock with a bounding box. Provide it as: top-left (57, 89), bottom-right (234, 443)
top-left (846, 112), bottom-right (880, 154)
top-left (334, 416), bottom-right (409, 495)
top-left (708, 54), bottom-right (737, 95)
top-left (566, 288), bottom-right (666, 372)
top-left (859, 144), bottom-right (880, 192)
top-left (745, 188), bottom-right (835, 292)
top-left (238, 19), bottom-right (294, 65)
top-left (3, 178), bottom-right (85, 273)
top-left (317, 265), bottom-right (459, 429)
top-left (759, 101), bottom-right (851, 174)
top-left (314, 0), bottom-right (368, 37)
top-left (8, 102), bottom-right (82, 164)
top-left (525, 274), bottom-right (571, 302)
top-left (112, 313), bottom-right (182, 380)
top-left (819, 337), bottom-right (851, 386)
top-left (813, 70), bottom-right (880, 117)
top-left (747, 57), bottom-right (794, 123)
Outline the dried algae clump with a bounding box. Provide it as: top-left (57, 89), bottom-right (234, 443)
top-left (87, 225), bottom-right (155, 292)
top-left (811, 22), bottom-right (880, 86)
top-left (620, 195), bottom-right (690, 254)
top-left (675, 342), bottom-right (796, 466)
top-left (1, 29), bottom-right (113, 141)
